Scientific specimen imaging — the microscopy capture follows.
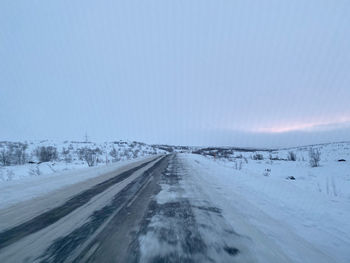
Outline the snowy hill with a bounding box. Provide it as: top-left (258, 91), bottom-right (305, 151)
top-left (0, 140), bottom-right (168, 182)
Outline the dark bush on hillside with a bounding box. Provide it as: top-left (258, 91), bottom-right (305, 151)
top-left (0, 143), bottom-right (28, 166)
top-left (78, 147), bottom-right (100, 166)
top-left (252, 153), bottom-right (264, 160)
top-left (0, 149), bottom-right (11, 166)
top-left (287, 151), bottom-right (297, 161)
top-left (35, 146), bottom-right (58, 162)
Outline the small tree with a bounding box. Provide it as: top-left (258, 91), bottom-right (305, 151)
top-left (287, 151), bottom-right (297, 161)
top-left (309, 148), bottom-right (321, 167)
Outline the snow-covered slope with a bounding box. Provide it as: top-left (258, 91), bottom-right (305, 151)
top-left (0, 140), bottom-right (167, 182)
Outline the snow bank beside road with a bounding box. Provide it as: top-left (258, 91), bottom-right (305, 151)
top-left (182, 153), bottom-right (350, 263)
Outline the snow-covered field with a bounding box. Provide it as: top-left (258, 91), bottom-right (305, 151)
top-left (187, 142), bottom-right (350, 262)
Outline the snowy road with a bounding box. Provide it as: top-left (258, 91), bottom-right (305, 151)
top-left (0, 154), bottom-right (337, 262)
top-left (0, 154), bottom-right (252, 262)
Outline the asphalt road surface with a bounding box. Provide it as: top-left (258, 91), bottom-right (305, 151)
top-left (0, 154), bottom-right (256, 263)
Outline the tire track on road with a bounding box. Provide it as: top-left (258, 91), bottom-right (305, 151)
top-left (38, 156), bottom-right (168, 263)
top-left (0, 157), bottom-right (160, 250)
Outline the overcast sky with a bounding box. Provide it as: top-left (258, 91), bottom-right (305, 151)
top-left (1, 0), bottom-right (350, 147)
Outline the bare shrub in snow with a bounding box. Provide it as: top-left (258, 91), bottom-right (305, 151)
top-left (14, 147), bottom-right (26, 164)
top-left (288, 151), bottom-right (297, 161)
top-left (61, 147), bottom-right (72, 163)
top-left (234, 160), bottom-right (243, 170)
top-left (8, 143), bottom-right (28, 165)
top-left (35, 146), bottom-right (58, 162)
top-left (0, 149), bottom-right (11, 166)
top-left (94, 147), bottom-right (102, 155)
top-left (133, 149), bottom-right (140, 158)
top-left (0, 143), bottom-right (28, 166)
top-left (309, 148), bottom-right (321, 167)
top-left (85, 151), bottom-right (96, 166)
top-left (61, 147), bottom-right (69, 156)
top-left (78, 147), bottom-right (98, 166)
top-left (252, 153), bottom-right (264, 160)
top-left (109, 147), bottom-right (120, 162)
top-left (64, 154), bottom-right (72, 163)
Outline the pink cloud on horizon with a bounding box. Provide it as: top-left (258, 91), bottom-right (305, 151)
top-left (253, 117), bottom-right (350, 134)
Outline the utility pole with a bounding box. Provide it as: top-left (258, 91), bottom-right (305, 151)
top-left (84, 132), bottom-right (89, 143)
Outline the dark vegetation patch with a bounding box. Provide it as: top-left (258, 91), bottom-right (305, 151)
top-left (224, 246), bottom-right (239, 256)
